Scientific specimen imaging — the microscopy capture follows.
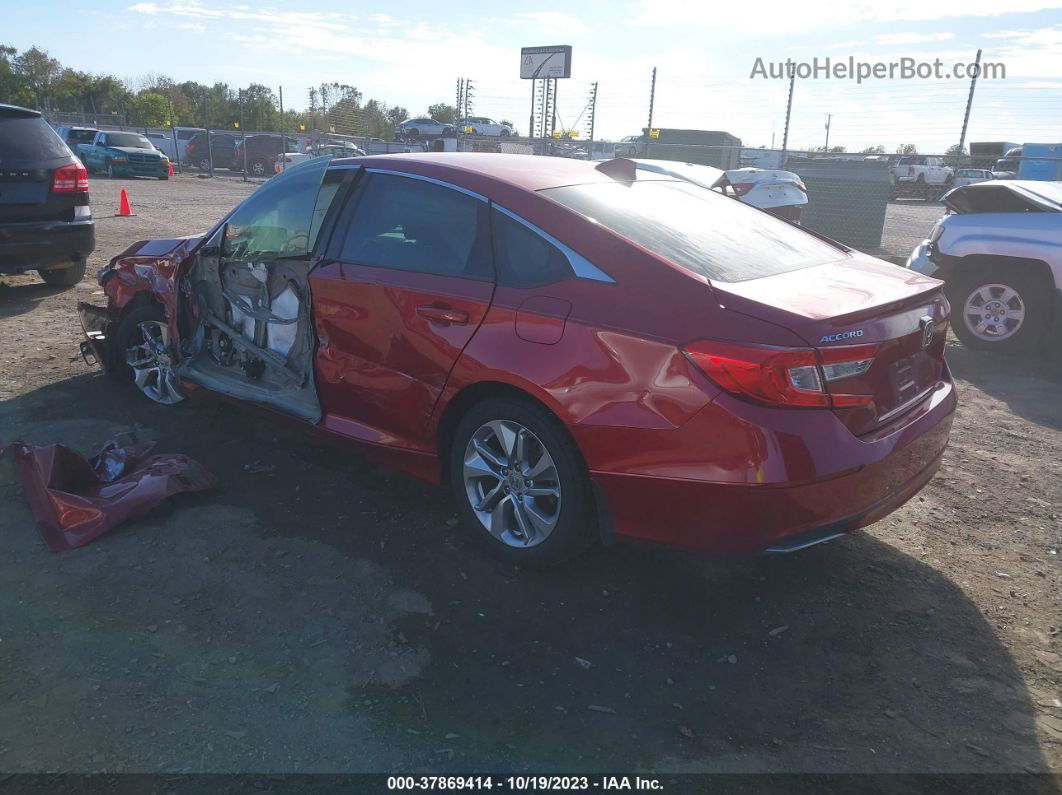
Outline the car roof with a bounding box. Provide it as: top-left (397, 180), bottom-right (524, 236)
top-left (0, 103), bottom-right (41, 119)
top-left (330, 151), bottom-right (631, 192)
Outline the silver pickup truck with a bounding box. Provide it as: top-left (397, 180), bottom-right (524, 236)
top-left (907, 180), bottom-right (1062, 352)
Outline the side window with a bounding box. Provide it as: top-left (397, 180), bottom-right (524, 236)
top-left (339, 173), bottom-right (491, 280)
top-left (491, 208), bottom-right (575, 288)
top-left (223, 158), bottom-right (333, 261)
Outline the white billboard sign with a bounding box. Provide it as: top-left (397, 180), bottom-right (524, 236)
top-left (520, 46), bottom-right (573, 79)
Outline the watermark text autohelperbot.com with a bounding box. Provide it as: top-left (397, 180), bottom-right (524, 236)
top-left (750, 57), bottom-right (1005, 83)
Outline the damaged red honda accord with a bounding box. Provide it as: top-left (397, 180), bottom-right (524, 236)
top-left (78, 153), bottom-right (956, 564)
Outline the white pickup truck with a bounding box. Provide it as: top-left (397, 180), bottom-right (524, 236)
top-left (907, 180), bottom-right (1062, 352)
top-left (892, 155), bottom-right (954, 187)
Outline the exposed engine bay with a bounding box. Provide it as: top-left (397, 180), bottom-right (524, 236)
top-left (177, 240), bottom-right (321, 422)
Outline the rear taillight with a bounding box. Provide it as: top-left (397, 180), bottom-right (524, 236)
top-left (682, 340), bottom-right (878, 409)
top-left (53, 163), bottom-right (88, 193)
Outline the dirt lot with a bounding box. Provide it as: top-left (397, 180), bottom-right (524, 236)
top-left (1, 174), bottom-right (1061, 776)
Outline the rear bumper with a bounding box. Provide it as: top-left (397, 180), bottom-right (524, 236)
top-left (585, 375), bottom-right (956, 554)
top-left (0, 219), bottom-right (95, 273)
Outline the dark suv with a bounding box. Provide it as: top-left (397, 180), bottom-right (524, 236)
top-left (186, 131), bottom-right (237, 171)
top-left (232, 134), bottom-right (300, 177)
top-left (0, 104), bottom-right (95, 286)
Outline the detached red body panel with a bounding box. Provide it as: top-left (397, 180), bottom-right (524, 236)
top-left (7, 437), bottom-right (217, 552)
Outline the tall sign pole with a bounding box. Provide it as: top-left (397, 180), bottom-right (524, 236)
top-left (520, 45), bottom-right (573, 152)
top-left (958, 49), bottom-right (982, 158)
top-left (645, 67), bottom-right (657, 155)
top-left (780, 66), bottom-right (795, 166)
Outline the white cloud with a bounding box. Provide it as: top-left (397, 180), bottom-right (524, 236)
top-left (626, 0), bottom-right (1062, 34)
top-left (875, 32), bottom-right (954, 44)
top-left (512, 11), bottom-right (589, 35)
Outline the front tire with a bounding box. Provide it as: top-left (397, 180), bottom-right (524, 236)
top-left (450, 397), bottom-right (594, 565)
top-left (38, 259), bottom-right (87, 287)
top-left (108, 305), bottom-right (184, 405)
top-left (248, 159), bottom-right (267, 177)
top-left (949, 265), bottom-right (1052, 352)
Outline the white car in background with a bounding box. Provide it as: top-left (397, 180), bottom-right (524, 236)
top-left (397, 117), bottom-right (454, 138)
top-left (906, 180), bottom-right (1062, 352)
top-left (953, 168), bottom-right (994, 187)
top-left (274, 142), bottom-right (365, 174)
top-left (144, 132), bottom-right (177, 161)
top-left (629, 160), bottom-right (808, 222)
top-left (457, 117), bottom-right (512, 137)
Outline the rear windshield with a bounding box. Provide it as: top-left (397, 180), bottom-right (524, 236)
top-left (0, 116), bottom-right (71, 163)
top-left (68, 129), bottom-right (97, 143)
top-left (542, 180), bottom-right (844, 283)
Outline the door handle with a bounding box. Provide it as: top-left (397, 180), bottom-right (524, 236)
top-left (416, 305), bottom-right (469, 325)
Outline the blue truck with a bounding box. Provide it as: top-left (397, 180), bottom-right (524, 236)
top-left (1018, 143), bottom-right (1062, 181)
top-left (76, 130), bottom-right (170, 179)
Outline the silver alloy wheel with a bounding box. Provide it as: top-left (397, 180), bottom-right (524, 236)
top-left (126, 321), bottom-right (183, 404)
top-left (963, 282), bottom-right (1026, 342)
top-left (462, 420), bottom-right (561, 549)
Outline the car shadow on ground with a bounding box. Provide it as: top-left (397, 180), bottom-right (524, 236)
top-left (0, 371), bottom-right (1052, 775)
top-left (946, 340), bottom-right (1062, 430)
top-left (0, 279), bottom-right (72, 319)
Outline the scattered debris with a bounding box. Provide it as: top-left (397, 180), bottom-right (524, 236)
top-left (588, 705), bottom-right (616, 715)
top-left (574, 657), bottom-right (593, 670)
top-left (3, 433), bottom-right (218, 551)
top-left (965, 743), bottom-right (991, 758)
top-left (679, 726), bottom-right (695, 739)
top-left (768, 625), bottom-right (789, 637)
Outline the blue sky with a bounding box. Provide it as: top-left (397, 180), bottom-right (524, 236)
top-left (5, 0), bottom-right (1062, 151)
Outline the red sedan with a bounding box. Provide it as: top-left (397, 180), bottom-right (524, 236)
top-left (78, 153), bottom-right (956, 564)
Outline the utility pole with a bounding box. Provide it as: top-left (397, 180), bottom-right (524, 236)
top-left (239, 88), bottom-right (247, 182)
top-left (824, 113), bottom-right (832, 152)
top-left (645, 66), bottom-right (657, 155)
top-left (780, 65), bottom-right (795, 166)
top-left (587, 82), bottom-right (598, 153)
top-left (957, 48), bottom-right (982, 161)
top-left (528, 79), bottom-right (536, 142)
top-left (550, 78), bottom-right (558, 139)
top-left (279, 85), bottom-right (285, 171)
top-left (465, 79), bottom-right (475, 119)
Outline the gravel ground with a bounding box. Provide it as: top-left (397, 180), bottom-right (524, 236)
top-left (1, 174), bottom-right (1060, 776)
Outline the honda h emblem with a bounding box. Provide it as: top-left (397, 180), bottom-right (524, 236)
top-left (920, 315), bottom-right (935, 348)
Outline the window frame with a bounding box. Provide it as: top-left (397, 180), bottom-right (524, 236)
top-left (322, 166), bottom-right (615, 288)
top-left (327, 168), bottom-right (493, 282)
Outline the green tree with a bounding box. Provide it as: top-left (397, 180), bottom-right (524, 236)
top-left (14, 46), bottom-right (60, 109)
top-left (128, 92), bottom-right (169, 127)
top-left (861, 145), bottom-right (885, 154)
top-left (427, 103), bottom-right (456, 124)
top-left (896, 143), bottom-right (918, 155)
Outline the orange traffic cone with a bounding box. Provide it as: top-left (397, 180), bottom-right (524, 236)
top-left (116, 189), bottom-right (135, 217)
top-left (167, 161), bottom-right (175, 177)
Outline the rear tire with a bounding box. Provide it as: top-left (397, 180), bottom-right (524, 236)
top-left (449, 396), bottom-right (595, 566)
top-left (248, 159), bottom-right (267, 177)
top-left (949, 264), bottom-right (1052, 353)
top-left (38, 259), bottom-right (87, 287)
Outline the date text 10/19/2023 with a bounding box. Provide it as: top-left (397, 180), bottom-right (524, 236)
top-left (387, 776), bottom-right (665, 791)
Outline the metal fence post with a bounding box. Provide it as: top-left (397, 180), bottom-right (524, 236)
top-left (240, 89), bottom-right (247, 182)
top-left (207, 127), bottom-right (215, 177)
top-left (279, 85), bottom-right (285, 173)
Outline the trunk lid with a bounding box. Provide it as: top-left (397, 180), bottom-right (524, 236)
top-left (713, 255), bottom-right (949, 435)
